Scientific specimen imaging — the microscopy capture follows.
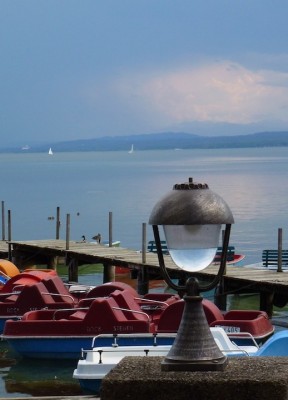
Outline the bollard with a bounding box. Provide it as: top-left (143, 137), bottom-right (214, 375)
top-left (56, 206), bottom-right (60, 239)
top-left (1, 201), bottom-right (5, 241)
top-left (109, 211), bottom-right (113, 247)
top-left (8, 210), bottom-right (12, 261)
top-left (66, 213), bottom-right (70, 250)
top-left (142, 223), bottom-right (146, 264)
top-left (278, 228), bottom-right (283, 272)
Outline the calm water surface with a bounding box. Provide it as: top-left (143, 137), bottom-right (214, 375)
top-left (0, 147), bottom-right (288, 396)
top-left (1, 147), bottom-right (288, 264)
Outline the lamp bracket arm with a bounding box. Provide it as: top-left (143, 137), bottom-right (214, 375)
top-left (152, 225), bottom-right (185, 292)
top-left (199, 224), bottom-right (232, 292)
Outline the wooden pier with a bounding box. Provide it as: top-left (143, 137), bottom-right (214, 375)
top-left (3, 239), bottom-right (288, 317)
top-left (0, 240), bottom-right (9, 259)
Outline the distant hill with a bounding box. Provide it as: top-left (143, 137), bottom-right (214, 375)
top-left (3, 131), bottom-right (288, 153)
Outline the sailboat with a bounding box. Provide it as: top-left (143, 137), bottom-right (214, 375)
top-left (48, 148), bottom-right (53, 155)
top-left (128, 144), bottom-right (134, 154)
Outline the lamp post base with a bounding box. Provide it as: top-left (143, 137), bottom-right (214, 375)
top-left (161, 355), bottom-right (228, 372)
top-left (161, 292), bottom-right (228, 372)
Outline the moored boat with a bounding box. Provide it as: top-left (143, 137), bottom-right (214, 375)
top-left (0, 271), bottom-right (135, 334)
top-left (212, 246), bottom-right (245, 265)
top-left (0, 269), bottom-right (76, 333)
top-left (0, 259), bottom-right (20, 284)
top-left (155, 298), bottom-right (274, 344)
top-left (73, 328), bottom-right (259, 395)
top-left (73, 328), bottom-right (288, 395)
top-left (2, 288), bottom-right (180, 359)
top-left (2, 286), bottom-right (273, 359)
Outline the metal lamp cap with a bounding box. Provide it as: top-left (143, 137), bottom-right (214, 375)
top-left (149, 177), bottom-right (234, 225)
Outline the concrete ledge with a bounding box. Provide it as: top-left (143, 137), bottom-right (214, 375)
top-left (101, 357), bottom-right (288, 400)
top-left (0, 397), bottom-right (97, 400)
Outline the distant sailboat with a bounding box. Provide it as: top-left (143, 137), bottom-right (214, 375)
top-left (128, 144), bottom-right (134, 154)
top-left (48, 148), bottom-right (53, 155)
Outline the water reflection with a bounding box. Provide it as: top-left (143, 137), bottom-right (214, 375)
top-left (0, 340), bottom-right (81, 398)
top-left (5, 358), bottom-right (81, 397)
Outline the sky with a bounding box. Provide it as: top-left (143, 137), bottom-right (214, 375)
top-left (2, 0), bottom-right (288, 147)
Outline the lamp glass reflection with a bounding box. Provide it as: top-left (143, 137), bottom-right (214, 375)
top-left (163, 224), bottom-right (221, 272)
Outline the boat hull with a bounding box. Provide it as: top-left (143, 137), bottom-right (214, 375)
top-left (0, 317), bottom-right (19, 333)
top-left (78, 377), bottom-right (102, 395)
top-left (74, 347), bottom-right (171, 395)
top-left (4, 336), bottom-right (94, 359)
top-left (4, 333), bottom-right (176, 359)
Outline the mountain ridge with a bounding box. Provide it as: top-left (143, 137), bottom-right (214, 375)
top-left (3, 131), bottom-right (288, 153)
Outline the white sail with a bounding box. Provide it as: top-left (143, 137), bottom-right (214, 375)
top-left (48, 148), bottom-right (53, 155)
top-left (128, 144), bottom-right (134, 154)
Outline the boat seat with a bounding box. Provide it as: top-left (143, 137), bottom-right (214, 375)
top-left (83, 297), bottom-right (151, 333)
top-left (15, 282), bottom-right (57, 309)
top-left (156, 299), bottom-right (226, 333)
top-left (21, 309), bottom-right (57, 321)
top-left (202, 299), bottom-right (225, 324)
top-left (3, 282), bottom-right (51, 305)
top-left (0, 272), bottom-right (43, 294)
top-left (21, 310), bottom-right (41, 321)
top-left (156, 300), bottom-right (185, 333)
top-left (85, 281), bottom-right (138, 298)
top-left (156, 299), bottom-right (224, 333)
top-left (23, 269), bottom-right (57, 277)
top-left (140, 293), bottom-right (180, 309)
top-left (77, 297), bottom-right (97, 307)
top-left (42, 276), bottom-right (75, 304)
top-left (138, 293), bottom-right (181, 322)
top-left (1, 292), bottom-right (19, 303)
top-left (210, 309), bottom-right (274, 338)
top-left (109, 289), bottom-right (148, 321)
top-left (78, 282), bottom-right (139, 308)
top-left (2, 282), bottom-right (75, 314)
top-left (143, 293), bottom-right (180, 302)
top-left (68, 310), bottom-right (87, 320)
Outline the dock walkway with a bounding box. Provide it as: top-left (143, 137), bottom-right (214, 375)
top-left (5, 239), bottom-right (288, 316)
top-left (0, 240), bottom-right (9, 258)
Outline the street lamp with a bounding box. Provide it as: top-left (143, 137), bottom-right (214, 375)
top-left (149, 177), bottom-right (234, 372)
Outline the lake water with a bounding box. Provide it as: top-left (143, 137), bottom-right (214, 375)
top-left (0, 147), bottom-right (288, 397)
top-left (1, 147), bottom-right (288, 264)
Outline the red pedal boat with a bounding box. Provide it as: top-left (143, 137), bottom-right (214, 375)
top-left (3, 284), bottom-right (273, 359)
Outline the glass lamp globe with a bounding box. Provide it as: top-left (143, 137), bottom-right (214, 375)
top-left (163, 224), bottom-right (221, 272)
